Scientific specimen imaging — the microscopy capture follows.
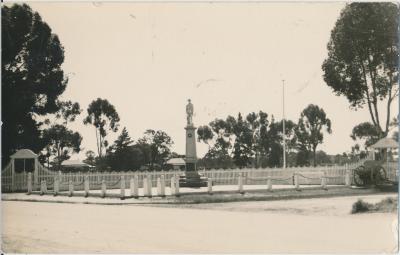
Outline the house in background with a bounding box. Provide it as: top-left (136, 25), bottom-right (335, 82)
top-left (61, 159), bottom-right (95, 172)
top-left (165, 158), bottom-right (186, 171)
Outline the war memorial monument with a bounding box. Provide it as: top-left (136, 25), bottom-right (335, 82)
top-left (179, 99), bottom-right (207, 187)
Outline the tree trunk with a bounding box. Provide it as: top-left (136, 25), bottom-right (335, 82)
top-left (95, 128), bottom-right (100, 158)
top-left (313, 147), bottom-right (316, 167)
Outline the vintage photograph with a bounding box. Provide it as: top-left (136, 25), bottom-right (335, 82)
top-left (1, 1), bottom-right (399, 253)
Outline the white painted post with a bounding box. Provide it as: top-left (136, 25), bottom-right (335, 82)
top-left (101, 179), bottom-right (106, 198)
top-left (208, 178), bottom-right (213, 194)
top-left (10, 159), bottom-right (15, 193)
top-left (157, 177), bottom-right (162, 196)
top-left (40, 180), bottom-right (45, 195)
top-left (44, 180), bottom-right (47, 193)
top-left (129, 178), bottom-right (134, 197)
top-left (238, 173), bottom-right (243, 193)
top-left (345, 169), bottom-right (351, 187)
top-left (34, 158), bottom-right (39, 188)
top-left (54, 176), bottom-right (59, 196)
top-left (27, 172), bottom-right (32, 195)
top-left (267, 177), bottom-right (272, 192)
top-left (69, 180), bottom-right (73, 196)
top-left (170, 176), bottom-right (175, 196)
top-left (143, 177), bottom-right (149, 197)
top-left (84, 176), bottom-right (89, 197)
top-left (133, 175), bottom-right (139, 197)
top-left (147, 174), bottom-right (152, 197)
top-left (58, 171), bottom-right (62, 185)
top-left (120, 176), bottom-right (125, 199)
top-left (160, 175), bottom-right (165, 197)
top-left (175, 175), bottom-right (180, 196)
top-left (321, 176), bottom-right (327, 190)
top-left (294, 173), bottom-right (300, 190)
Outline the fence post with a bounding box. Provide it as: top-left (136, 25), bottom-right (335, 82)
top-left (175, 175), bottom-right (180, 196)
top-left (58, 171), bottom-right (62, 184)
top-left (238, 173), bottom-right (243, 194)
top-left (147, 174), bottom-right (152, 197)
top-left (294, 173), bottom-right (300, 190)
top-left (345, 169), bottom-right (351, 187)
top-left (267, 177), bottom-right (272, 192)
top-left (321, 176), bottom-right (327, 190)
top-left (160, 175), bottom-right (165, 197)
top-left (129, 177), bottom-right (134, 197)
top-left (54, 176), bottom-right (59, 196)
top-left (143, 176), bottom-right (149, 197)
top-left (157, 177), bottom-right (162, 196)
top-left (27, 172), bottom-right (32, 195)
top-left (40, 180), bottom-right (45, 195)
top-left (170, 176), bottom-right (175, 196)
top-left (132, 175), bottom-right (139, 198)
top-left (208, 178), bottom-right (213, 194)
top-left (84, 175), bottom-right (89, 197)
top-left (69, 180), bottom-right (74, 197)
top-left (101, 179), bottom-right (106, 198)
top-left (11, 160), bottom-right (15, 193)
top-left (120, 175), bottom-right (125, 199)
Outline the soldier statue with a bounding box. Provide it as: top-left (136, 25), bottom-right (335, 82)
top-left (186, 99), bottom-right (194, 126)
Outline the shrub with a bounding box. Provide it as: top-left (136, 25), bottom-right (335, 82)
top-left (351, 199), bottom-right (372, 214)
top-left (351, 197), bottom-right (397, 214)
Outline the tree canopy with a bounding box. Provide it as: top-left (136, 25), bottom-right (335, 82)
top-left (42, 124), bottom-right (82, 170)
top-left (295, 104), bottom-right (332, 166)
top-left (322, 3), bottom-right (399, 137)
top-left (2, 4), bottom-right (68, 163)
top-left (197, 111), bottom-right (300, 168)
top-left (83, 98), bottom-right (120, 158)
top-left (138, 129), bottom-right (174, 169)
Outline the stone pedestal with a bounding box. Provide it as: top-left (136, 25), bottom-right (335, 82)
top-left (180, 124), bottom-right (207, 187)
top-left (185, 125), bottom-right (197, 171)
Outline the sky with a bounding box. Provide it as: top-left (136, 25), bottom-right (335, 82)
top-left (22, 2), bottom-right (399, 159)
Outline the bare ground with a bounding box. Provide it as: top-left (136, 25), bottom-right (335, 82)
top-left (1, 194), bottom-right (398, 253)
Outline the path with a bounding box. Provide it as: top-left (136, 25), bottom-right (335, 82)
top-left (2, 194), bottom-right (397, 253)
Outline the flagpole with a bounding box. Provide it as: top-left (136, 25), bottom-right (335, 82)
top-left (282, 79), bottom-right (286, 169)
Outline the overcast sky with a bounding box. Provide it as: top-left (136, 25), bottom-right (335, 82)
top-left (25, 2), bottom-right (398, 159)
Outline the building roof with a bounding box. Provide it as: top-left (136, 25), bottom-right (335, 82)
top-left (370, 138), bottom-right (398, 149)
top-left (61, 160), bottom-right (94, 168)
top-left (166, 158), bottom-right (186, 166)
top-left (10, 149), bottom-right (38, 159)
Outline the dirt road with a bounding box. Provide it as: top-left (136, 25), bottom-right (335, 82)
top-left (2, 194), bottom-right (398, 253)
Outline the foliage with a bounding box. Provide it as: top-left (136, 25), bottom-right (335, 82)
top-left (106, 127), bottom-right (133, 153)
top-left (392, 131), bottom-right (398, 141)
top-left (351, 199), bottom-right (372, 213)
top-left (83, 98), bottom-right (120, 158)
top-left (197, 111), bottom-right (299, 168)
top-left (322, 3), bottom-right (399, 137)
top-left (138, 129), bottom-right (174, 170)
top-left (83, 150), bottom-right (96, 166)
top-left (351, 197), bottom-right (397, 214)
top-left (2, 4), bottom-right (68, 164)
top-left (231, 113), bottom-right (254, 167)
top-left (105, 128), bottom-right (145, 171)
top-left (295, 104), bottom-right (332, 166)
top-left (314, 150), bottom-right (332, 165)
top-left (351, 122), bottom-right (382, 148)
top-left (42, 124), bottom-right (82, 170)
top-left (55, 100), bottom-right (82, 124)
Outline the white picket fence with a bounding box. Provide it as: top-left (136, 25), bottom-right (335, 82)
top-left (2, 160), bottom-right (398, 194)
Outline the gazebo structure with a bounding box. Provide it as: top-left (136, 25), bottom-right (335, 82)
top-left (8, 149), bottom-right (40, 188)
top-left (370, 137), bottom-right (398, 174)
